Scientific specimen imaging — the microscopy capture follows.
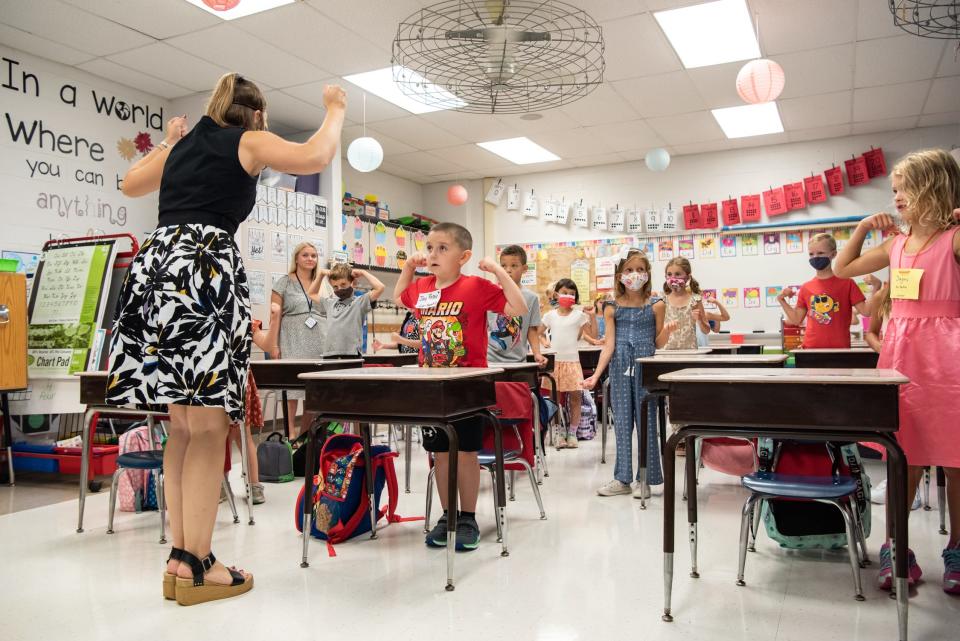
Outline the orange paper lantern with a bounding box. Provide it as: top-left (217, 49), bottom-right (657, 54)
top-left (736, 59), bottom-right (785, 104)
top-left (204, 0), bottom-right (240, 11)
top-left (447, 184), bottom-right (468, 206)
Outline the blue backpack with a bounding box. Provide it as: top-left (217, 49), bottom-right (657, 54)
top-left (294, 434), bottom-right (417, 554)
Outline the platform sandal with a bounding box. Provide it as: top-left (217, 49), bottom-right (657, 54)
top-left (163, 547), bottom-right (185, 600)
top-left (174, 551), bottom-right (253, 606)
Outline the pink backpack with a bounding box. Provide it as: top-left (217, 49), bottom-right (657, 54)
top-left (117, 425), bottom-right (161, 512)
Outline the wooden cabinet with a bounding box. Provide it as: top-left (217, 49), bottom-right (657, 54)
top-left (0, 273), bottom-right (27, 391)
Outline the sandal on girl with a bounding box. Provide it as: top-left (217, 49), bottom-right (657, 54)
top-left (174, 551), bottom-right (253, 606)
top-left (163, 547), bottom-right (185, 600)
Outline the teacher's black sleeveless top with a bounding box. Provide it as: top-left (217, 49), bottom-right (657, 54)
top-left (157, 115), bottom-right (257, 235)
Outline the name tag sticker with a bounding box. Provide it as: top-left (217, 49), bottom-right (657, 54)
top-left (416, 290), bottom-right (441, 309)
top-left (891, 268), bottom-right (923, 300)
top-left (304, 317), bottom-right (318, 329)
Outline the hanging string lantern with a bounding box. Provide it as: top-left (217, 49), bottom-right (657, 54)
top-left (736, 58), bottom-right (785, 104)
top-left (447, 185), bottom-right (468, 206)
top-left (346, 93), bottom-right (384, 172)
top-left (645, 148), bottom-right (671, 172)
top-left (203, 0), bottom-right (241, 11)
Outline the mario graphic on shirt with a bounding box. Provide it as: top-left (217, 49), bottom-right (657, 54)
top-left (489, 314), bottom-right (522, 351)
top-left (419, 302), bottom-right (466, 367)
top-left (809, 293), bottom-right (840, 325)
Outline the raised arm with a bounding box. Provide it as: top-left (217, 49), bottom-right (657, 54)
top-left (834, 214), bottom-right (896, 278)
top-left (394, 253), bottom-right (426, 303)
top-left (120, 116), bottom-right (187, 197)
top-left (354, 268), bottom-right (386, 301)
top-left (479, 257), bottom-right (528, 317)
top-left (776, 287), bottom-right (806, 326)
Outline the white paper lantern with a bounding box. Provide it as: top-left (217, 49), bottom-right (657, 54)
top-left (645, 148), bottom-right (671, 172)
top-left (736, 59), bottom-right (785, 104)
top-left (347, 136), bottom-right (384, 172)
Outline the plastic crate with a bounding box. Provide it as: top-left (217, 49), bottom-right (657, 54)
top-left (12, 443), bottom-right (59, 473)
top-left (55, 445), bottom-right (119, 476)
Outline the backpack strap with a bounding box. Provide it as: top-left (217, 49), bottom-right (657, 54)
top-left (757, 438), bottom-right (774, 473)
top-left (377, 451), bottom-right (423, 524)
top-left (841, 443), bottom-right (867, 513)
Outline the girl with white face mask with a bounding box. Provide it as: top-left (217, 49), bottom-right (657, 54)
top-left (583, 249), bottom-right (673, 498)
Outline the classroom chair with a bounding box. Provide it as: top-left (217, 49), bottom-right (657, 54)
top-left (105, 416), bottom-right (167, 543)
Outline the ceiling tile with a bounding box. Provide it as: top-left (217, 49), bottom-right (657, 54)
top-left (570, 153), bottom-right (630, 168)
top-left (857, 0), bottom-right (905, 40)
top-left (787, 124), bottom-right (854, 143)
top-left (418, 111), bottom-right (519, 144)
top-left (937, 47), bottom-right (960, 77)
top-left (779, 91), bottom-right (852, 130)
top-left (428, 144), bottom-right (510, 170)
top-left (917, 111), bottom-right (960, 128)
top-left (646, 110), bottom-right (725, 145)
top-left (166, 24), bottom-right (327, 90)
top-left (529, 128), bottom-right (615, 158)
top-left (601, 13), bottom-right (682, 82)
top-left (77, 58), bottom-right (193, 99)
top-left (387, 151), bottom-right (467, 176)
top-left (669, 139), bottom-right (738, 156)
top-left (776, 44), bottom-right (855, 100)
top-left (0, 0), bottom-right (153, 56)
top-left (285, 80), bottom-right (410, 124)
top-left (559, 84), bottom-right (639, 127)
top-left (497, 159), bottom-right (574, 177)
top-left (852, 116), bottom-right (920, 135)
top-left (754, 0), bottom-right (857, 55)
top-left (853, 81), bottom-right (930, 121)
top-left (431, 171), bottom-right (484, 182)
top-left (341, 124), bottom-right (417, 157)
top-left (371, 116), bottom-right (466, 150)
top-left (578, 0), bottom-right (648, 22)
top-left (263, 90), bottom-right (334, 132)
top-left (107, 43), bottom-right (232, 93)
top-left (855, 36), bottom-right (944, 88)
top-left (612, 72), bottom-right (705, 118)
top-left (583, 119), bottom-right (665, 152)
top-left (232, 3), bottom-right (389, 78)
top-left (924, 77), bottom-right (960, 114)
top-left (496, 109), bottom-right (582, 135)
top-left (0, 24), bottom-right (95, 65)
top-left (376, 161), bottom-right (431, 184)
top-left (59, 0), bottom-right (219, 39)
top-left (686, 61), bottom-right (746, 109)
top-left (306, 0), bottom-right (424, 48)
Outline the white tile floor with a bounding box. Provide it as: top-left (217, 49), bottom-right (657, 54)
top-left (0, 438), bottom-right (956, 641)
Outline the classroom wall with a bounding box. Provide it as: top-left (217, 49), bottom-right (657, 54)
top-left (342, 164), bottom-right (423, 220)
top-left (421, 179), bottom-right (486, 273)
top-left (0, 45), bottom-right (172, 256)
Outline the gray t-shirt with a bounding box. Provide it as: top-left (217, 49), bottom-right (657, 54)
top-left (321, 292), bottom-right (373, 356)
top-left (487, 288), bottom-right (541, 363)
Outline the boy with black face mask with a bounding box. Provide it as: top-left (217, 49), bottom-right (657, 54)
top-left (321, 262), bottom-right (385, 356)
top-left (776, 233), bottom-right (871, 348)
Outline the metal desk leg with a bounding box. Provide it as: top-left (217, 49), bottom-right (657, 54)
top-left (281, 390), bottom-right (291, 439)
top-left (937, 467), bottom-right (947, 535)
top-left (300, 418), bottom-right (319, 568)
top-left (441, 421), bottom-right (460, 592)
top-left (662, 431), bottom-right (681, 622)
top-left (239, 419), bottom-right (254, 525)
top-left (76, 408), bottom-right (96, 533)
top-left (1, 393), bottom-right (14, 486)
top-left (881, 434), bottom-right (909, 641)
top-left (639, 397), bottom-right (649, 509)
top-left (601, 377), bottom-right (610, 464)
top-left (530, 391), bottom-right (544, 485)
top-left (686, 435), bottom-right (699, 579)
top-left (404, 424), bottom-right (413, 493)
top-left (360, 423), bottom-right (378, 539)
top-left (485, 411), bottom-right (509, 558)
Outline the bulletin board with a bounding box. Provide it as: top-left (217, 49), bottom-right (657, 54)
top-left (339, 213), bottom-right (425, 272)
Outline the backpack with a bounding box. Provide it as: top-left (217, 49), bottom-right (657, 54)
top-left (576, 390), bottom-right (597, 440)
top-left (294, 433), bottom-right (417, 555)
top-left (291, 422), bottom-right (344, 477)
top-left (117, 424), bottom-right (162, 512)
top-left (756, 438), bottom-right (871, 550)
top-left (257, 432), bottom-right (294, 483)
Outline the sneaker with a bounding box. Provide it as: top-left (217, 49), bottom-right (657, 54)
top-left (566, 435), bottom-right (579, 449)
top-left (877, 542), bottom-right (923, 590)
top-left (631, 481), bottom-right (651, 500)
top-left (870, 479), bottom-right (887, 505)
top-left (425, 512), bottom-right (450, 548)
top-left (597, 480), bottom-right (631, 496)
top-left (555, 437), bottom-right (567, 450)
top-left (943, 545), bottom-right (960, 595)
top-left (455, 514), bottom-right (481, 552)
top-left (250, 484), bottom-right (265, 505)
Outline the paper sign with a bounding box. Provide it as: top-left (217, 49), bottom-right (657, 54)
top-left (721, 199), bottom-right (741, 225)
top-left (592, 206), bottom-right (608, 231)
top-left (542, 199), bottom-right (557, 223)
top-left (702, 289), bottom-right (717, 302)
top-left (845, 156), bottom-right (869, 186)
top-left (644, 208), bottom-right (660, 233)
top-left (698, 236), bottom-right (717, 259)
top-left (740, 234), bottom-right (759, 256)
top-left (596, 275), bottom-right (615, 290)
top-left (247, 228), bottom-right (265, 261)
top-left (701, 202), bottom-right (719, 228)
top-left (522, 190), bottom-right (539, 217)
top-left (743, 287), bottom-right (761, 308)
top-left (765, 285), bottom-right (782, 307)
top-left (741, 194), bottom-right (762, 222)
top-left (658, 239), bottom-right (675, 261)
top-left (682, 203), bottom-right (701, 230)
top-left (863, 148), bottom-right (887, 178)
top-left (571, 259), bottom-right (591, 299)
top-left (642, 240), bottom-right (656, 257)
top-left (783, 182), bottom-right (806, 210)
top-left (785, 232), bottom-right (803, 253)
top-left (763, 187), bottom-right (788, 216)
top-left (555, 200), bottom-right (570, 225)
top-left (520, 262), bottom-right (537, 287)
top-left (628, 209), bottom-right (643, 233)
top-left (507, 186), bottom-right (520, 210)
top-left (722, 288), bottom-right (739, 308)
top-left (661, 207), bottom-right (678, 232)
top-left (271, 231), bottom-right (287, 262)
top-left (891, 268), bottom-right (923, 300)
top-left (485, 180), bottom-right (506, 205)
top-left (720, 236), bottom-right (737, 258)
top-left (573, 201), bottom-right (589, 228)
top-left (595, 256), bottom-right (616, 276)
top-left (609, 206), bottom-right (625, 232)
top-left (825, 166), bottom-right (845, 195)
top-left (678, 237), bottom-right (695, 259)
top-left (763, 232), bottom-right (781, 255)
top-left (803, 175), bottom-right (827, 204)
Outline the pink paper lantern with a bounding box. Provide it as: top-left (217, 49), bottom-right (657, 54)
top-left (203, 0), bottom-right (240, 11)
top-left (736, 59), bottom-right (785, 104)
top-left (447, 184), bottom-right (468, 206)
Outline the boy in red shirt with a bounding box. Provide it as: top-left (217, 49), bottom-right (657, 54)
top-left (777, 233), bottom-right (870, 348)
top-left (395, 222), bottom-right (527, 550)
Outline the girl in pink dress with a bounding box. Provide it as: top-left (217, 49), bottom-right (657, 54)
top-left (835, 148), bottom-right (960, 595)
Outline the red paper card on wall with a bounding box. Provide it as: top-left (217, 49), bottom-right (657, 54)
top-left (762, 187), bottom-right (788, 216)
top-left (824, 166), bottom-right (844, 195)
top-left (863, 148), bottom-right (887, 178)
top-left (844, 156), bottom-right (869, 186)
top-left (701, 202), bottom-right (719, 228)
top-left (721, 198), bottom-right (741, 225)
top-left (804, 175), bottom-right (827, 204)
top-left (783, 182), bottom-right (806, 210)
top-left (741, 194), bottom-right (762, 222)
top-left (682, 203), bottom-right (701, 229)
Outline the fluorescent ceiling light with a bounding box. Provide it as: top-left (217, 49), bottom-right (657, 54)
top-left (343, 67), bottom-right (466, 115)
top-left (477, 137), bottom-right (561, 165)
top-left (183, 0), bottom-right (295, 20)
top-left (711, 102), bottom-right (784, 138)
top-left (654, 0), bottom-right (760, 69)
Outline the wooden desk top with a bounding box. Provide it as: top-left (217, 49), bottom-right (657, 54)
top-left (301, 367), bottom-right (503, 382)
top-left (791, 348), bottom-right (877, 354)
top-left (654, 347), bottom-right (713, 355)
top-left (640, 354), bottom-right (787, 364)
top-left (253, 358), bottom-right (364, 366)
top-left (660, 368), bottom-right (908, 385)
top-left (578, 346), bottom-right (603, 353)
top-left (361, 352), bottom-right (420, 365)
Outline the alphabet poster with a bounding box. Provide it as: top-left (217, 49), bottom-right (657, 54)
top-left (763, 232), bottom-right (781, 255)
top-left (722, 287), bottom-right (739, 308)
top-left (740, 234), bottom-right (759, 256)
top-left (785, 232), bottom-right (803, 253)
top-left (678, 237), bottom-right (694, 259)
top-left (720, 236), bottom-right (737, 258)
top-left (743, 287), bottom-right (761, 308)
top-left (658, 238), bottom-right (675, 261)
top-left (765, 285), bottom-right (782, 307)
top-left (697, 236), bottom-right (717, 259)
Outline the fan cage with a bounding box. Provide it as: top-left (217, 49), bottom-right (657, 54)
top-left (889, 0), bottom-right (960, 39)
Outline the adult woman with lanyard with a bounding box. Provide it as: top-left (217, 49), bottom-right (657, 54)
top-left (107, 72), bottom-right (346, 605)
top-left (271, 240), bottom-right (329, 438)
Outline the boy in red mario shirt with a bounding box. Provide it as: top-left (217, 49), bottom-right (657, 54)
top-left (396, 222), bottom-right (527, 551)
